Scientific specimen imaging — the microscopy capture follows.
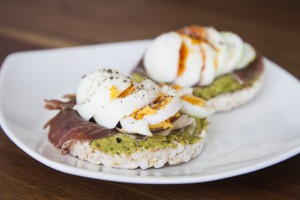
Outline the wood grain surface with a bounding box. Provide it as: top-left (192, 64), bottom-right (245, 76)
top-left (0, 0), bottom-right (300, 199)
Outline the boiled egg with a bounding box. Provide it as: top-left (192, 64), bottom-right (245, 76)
top-left (143, 26), bottom-right (257, 88)
top-left (198, 42), bottom-right (216, 86)
top-left (160, 84), bottom-right (193, 97)
top-left (143, 94), bottom-right (181, 125)
top-left (203, 27), bottom-right (229, 77)
top-left (93, 79), bottom-right (159, 128)
top-left (120, 117), bottom-right (152, 136)
top-left (144, 32), bottom-right (181, 83)
top-left (236, 43), bottom-right (256, 69)
top-left (174, 35), bottom-right (203, 87)
top-left (76, 69), bottom-right (120, 105)
top-left (221, 32), bottom-right (244, 74)
top-left (75, 70), bottom-right (132, 121)
top-left (180, 95), bottom-right (215, 118)
top-left (120, 86), bottom-right (182, 136)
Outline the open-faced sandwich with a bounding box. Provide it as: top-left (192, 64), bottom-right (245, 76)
top-left (133, 25), bottom-right (264, 111)
top-left (44, 69), bottom-right (213, 169)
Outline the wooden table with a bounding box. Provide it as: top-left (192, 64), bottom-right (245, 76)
top-left (0, 0), bottom-right (300, 199)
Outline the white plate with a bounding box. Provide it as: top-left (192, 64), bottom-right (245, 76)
top-left (0, 40), bottom-right (300, 184)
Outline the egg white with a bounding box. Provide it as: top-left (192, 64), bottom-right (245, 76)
top-left (198, 42), bottom-right (216, 86)
top-left (221, 32), bottom-right (244, 74)
top-left (76, 69), bottom-right (121, 105)
top-left (120, 117), bottom-right (153, 136)
top-left (120, 86), bottom-right (182, 135)
top-left (236, 43), bottom-right (256, 69)
top-left (143, 27), bottom-right (257, 88)
top-left (161, 85), bottom-right (193, 97)
top-left (174, 36), bottom-right (203, 87)
top-left (205, 27), bottom-right (229, 77)
top-left (180, 99), bottom-right (215, 118)
top-left (144, 95), bottom-right (181, 125)
top-left (75, 73), bottom-right (132, 121)
top-left (93, 79), bottom-right (159, 128)
top-left (144, 32), bottom-right (182, 83)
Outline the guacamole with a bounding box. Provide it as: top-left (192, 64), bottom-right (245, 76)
top-left (193, 74), bottom-right (243, 100)
top-left (90, 117), bottom-right (207, 155)
top-left (131, 73), bottom-right (250, 100)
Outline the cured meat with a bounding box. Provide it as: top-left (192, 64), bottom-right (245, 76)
top-left (155, 114), bottom-right (196, 136)
top-left (44, 96), bottom-right (118, 154)
top-left (233, 56), bottom-right (264, 85)
top-left (133, 59), bottom-right (147, 76)
top-left (44, 94), bottom-right (76, 110)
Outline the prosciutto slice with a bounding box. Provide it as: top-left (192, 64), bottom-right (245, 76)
top-left (233, 56), bottom-right (264, 85)
top-left (44, 95), bottom-right (118, 154)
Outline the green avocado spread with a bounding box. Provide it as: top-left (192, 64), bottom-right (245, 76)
top-left (131, 73), bottom-right (248, 100)
top-left (90, 118), bottom-right (208, 156)
top-left (193, 74), bottom-right (243, 100)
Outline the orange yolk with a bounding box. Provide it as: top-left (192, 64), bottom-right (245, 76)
top-left (131, 106), bottom-right (157, 120)
top-left (131, 95), bottom-right (172, 120)
top-left (181, 95), bottom-right (206, 107)
top-left (171, 84), bottom-right (182, 90)
top-left (109, 85), bottom-right (121, 99)
top-left (151, 96), bottom-right (172, 110)
top-left (119, 86), bottom-right (135, 98)
top-left (149, 120), bottom-right (172, 130)
top-left (149, 113), bottom-right (180, 130)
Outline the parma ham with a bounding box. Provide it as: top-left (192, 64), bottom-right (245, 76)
top-left (44, 96), bottom-right (119, 154)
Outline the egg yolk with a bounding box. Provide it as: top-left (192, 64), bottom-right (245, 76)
top-left (149, 113), bottom-right (180, 130)
top-left (171, 84), bottom-right (182, 90)
top-left (119, 86), bottom-right (135, 98)
top-left (131, 95), bottom-right (172, 120)
top-left (182, 95), bottom-right (206, 107)
top-left (149, 120), bottom-right (172, 130)
top-left (131, 106), bottom-right (157, 120)
top-left (109, 85), bottom-right (121, 99)
top-left (152, 95), bottom-right (172, 109)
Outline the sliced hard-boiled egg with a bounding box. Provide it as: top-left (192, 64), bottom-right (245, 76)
top-left (204, 27), bottom-right (229, 77)
top-left (144, 32), bottom-right (182, 83)
top-left (143, 26), bottom-right (257, 88)
top-left (236, 43), bottom-right (256, 69)
top-left (76, 69), bottom-right (120, 105)
top-left (120, 117), bottom-right (153, 136)
top-left (93, 79), bottom-right (159, 128)
top-left (143, 94), bottom-right (181, 125)
top-left (198, 42), bottom-right (216, 86)
top-left (75, 72), bottom-right (132, 121)
top-left (221, 32), bottom-right (244, 74)
top-left (174, 35), bottom-right (203, 87)
top-left (160, 84), bottom-right (193, 97)
top-left (180, 95), bottom-right (215, 118)
top-left (120, 86), bottom-right (182, 136)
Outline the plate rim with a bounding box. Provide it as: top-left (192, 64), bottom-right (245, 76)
top-left (0, 40), bottom-right (300, 184)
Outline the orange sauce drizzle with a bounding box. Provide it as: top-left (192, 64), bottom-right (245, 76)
top-left (177, 42), bottom-right (188, 77)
